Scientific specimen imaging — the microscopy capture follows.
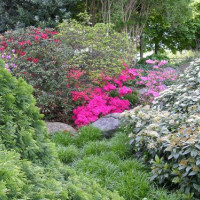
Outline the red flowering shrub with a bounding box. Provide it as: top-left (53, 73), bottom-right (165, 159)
top-left (0, 27), bottom-right (74, 122)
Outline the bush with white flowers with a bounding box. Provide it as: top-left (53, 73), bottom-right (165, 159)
top-left (122, 59), bottom-right (200, 199)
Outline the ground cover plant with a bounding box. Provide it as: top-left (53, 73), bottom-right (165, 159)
top-left (122, 59), bottom-right (200, 199)
top-left (51, 126), bottom-right (184, 200)
top-left (0, 59), bottom-right (125, 199)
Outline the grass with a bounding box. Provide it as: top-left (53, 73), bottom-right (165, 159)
top-left (51, 126), bottom-right (184, 200)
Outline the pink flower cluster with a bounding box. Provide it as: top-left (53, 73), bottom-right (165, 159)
top-left (70, 60), bottom-right (177, 127)
top-left (136, 61), bottom-right (177, 100)
top-left (69, 60), bottom-right (177, 127)
top-left (73, 95), bottom-right (129, 127)
top-left (70, 66), bottom-right (139, 127)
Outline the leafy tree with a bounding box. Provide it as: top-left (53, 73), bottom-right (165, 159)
top-left (141, 0), bottom-right (197, 55)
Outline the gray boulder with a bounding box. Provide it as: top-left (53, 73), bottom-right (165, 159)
top-left (91, 113), bottom-right (122, 138)
top-left (46, 122), bottom-right (77, 135)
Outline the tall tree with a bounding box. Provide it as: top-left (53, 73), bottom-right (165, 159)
top-left (141, 0), bottom-right (194, 55)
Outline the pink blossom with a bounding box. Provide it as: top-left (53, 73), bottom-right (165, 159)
top-left (153, 65), bottom-right (159, 69)
top-left (103, 83), bottom-right (116, 91)
top-left (118, 86), bottom-right (132, 96)
top-left (146, 59), bottom-right (158, 64)
top-left (158, 60), bottom-right (168, 66)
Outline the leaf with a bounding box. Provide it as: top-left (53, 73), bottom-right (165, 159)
top-left (150, 174), bottom-right (157, 181)
top-left (193, 184), bottom-right (200, 192)
top-left (188, 171), bottom-right (198, 176)
top-left (155, 155), bottom-right (160, 163)
top-left (196, 159), bottom-right (200, 166)
top-left (172, 177), bottom-right (180, 183)
top-left (195, 144), bottom-right (200, 150)
top-left (186, 166), bottom-right (192, 173)
top-left (182, 149), bottom-right (191, 155)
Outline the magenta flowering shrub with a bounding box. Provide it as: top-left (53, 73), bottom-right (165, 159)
top-left (71, 60), bottom-right (178, 127)
top-left (73, 95), bottom-right (130, 127)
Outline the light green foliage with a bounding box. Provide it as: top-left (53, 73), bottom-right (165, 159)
top-left (52, 132), bottom-right (74, 146)
top-left (58, 17), bottom-right (135, 76)
top-left (67, 171), bottom-right (124, 200)
top-left (0, 60), bottom-right (57, 164)
top-left (58, 145), bottom-right (79, 163)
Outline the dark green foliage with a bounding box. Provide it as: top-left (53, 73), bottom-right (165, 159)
top-left (0, 0), bottom-right (81, 32)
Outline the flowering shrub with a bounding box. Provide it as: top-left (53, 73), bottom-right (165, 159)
top-left (71, 60), bottom-right (177, 127)
top-left (122, 59), bottom-right (200, 198)
top-left (0, 26), bottom-right (177, 126)
top-left (0, 27), bottom-right (74, 122)
top-left (135, 59), bottom-right (177, 102)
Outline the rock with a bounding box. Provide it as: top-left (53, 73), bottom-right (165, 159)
top-left (46, 122), bottom-right (77, 135)
top-left (91, 113), bottom-right (122, 138)
top-left (138, 87), bottom-right (148, 95)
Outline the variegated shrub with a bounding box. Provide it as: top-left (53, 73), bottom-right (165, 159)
top-left (122, 59), bottom-right (200, 199)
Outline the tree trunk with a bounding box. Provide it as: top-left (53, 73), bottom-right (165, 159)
top-left (155, 42), bottom-right (158, 54)
top-left (140, 34), bottom-right (143, 59)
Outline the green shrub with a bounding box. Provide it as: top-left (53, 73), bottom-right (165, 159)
top-left (80, 140), bottom-right (109, 157)
top-left (58, 145), bottom-right (79, 163)
top-left (72, 153), bottom-right (183, 200)
top-left (123, 105), bottom-right (200, 197)
top-left (107, 132), bottom-right (131, 159)
top-left (0, 148), bottom-right (25, 199)
top-left (74, 126), bottom-right (102, 147)
top-left (0, 60), bottom-right (58, 164)
top-left (0, 61), bottom-right (124, 200)
top-left (58, 16), bottom-right (135, 77)
top-left (51, 132), bottom-right (74, 147)
top-left (67, 170), bottom-right (124, 200)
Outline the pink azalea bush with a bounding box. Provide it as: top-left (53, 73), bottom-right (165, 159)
top-left (71, 59), bottom-right (178, 127)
